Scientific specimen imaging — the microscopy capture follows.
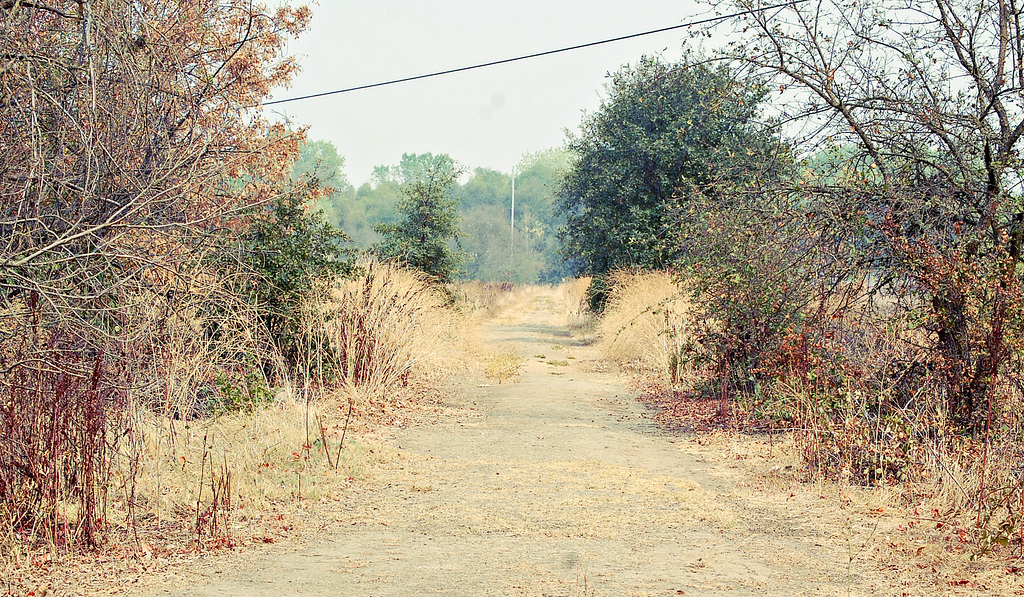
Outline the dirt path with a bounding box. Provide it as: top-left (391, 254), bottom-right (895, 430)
top-left (135, 288), bottom-right (897, 596)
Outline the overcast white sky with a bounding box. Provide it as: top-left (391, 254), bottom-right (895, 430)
top-left (266, 0), bottom-right (713, 186)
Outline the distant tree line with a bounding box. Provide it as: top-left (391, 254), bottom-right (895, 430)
top-left (301, 145), bottom-right (573, 284)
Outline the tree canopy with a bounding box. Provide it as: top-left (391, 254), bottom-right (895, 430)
top-left (557, 55), bottom-right (789, 277)
top-left (372, 155), bottom-right (465, 283)
top-left (310, 146), bottom-right (571, 283)
top-left (0, 1), bottom-right (311, 323)
top-left (717, 0), bottom-right (1024, 431)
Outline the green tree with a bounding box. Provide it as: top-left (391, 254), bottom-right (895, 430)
top-left (456, 150), bottom-right (573, 283)
top-left (514, 149), bottom-right (574, 281)
top-left (557, 55), bottom-right (788, 279)
top-left (338, 153), bottom-right (457, 249)
top-left (459, 204), bottom-right (515, 281)
top-left (331, 180), bottom-right (400, 249)
top-left (460, 167), bottom-right (511, 210)
top-left (373, 152), bottom-right (458, 186)
top-left (373, 156), bottom-right (465, 283)
top-left (293, 139), bottom-right (357, 236)
top-left (457, 167), bottom-right (522, 282)
top-left (230, 178), bottom-right (356, 368)
top-left (293, 140), bottom-right (350, 191)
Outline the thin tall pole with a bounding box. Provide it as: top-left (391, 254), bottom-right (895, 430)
top-left (509, 166), bottom-right (515, 276)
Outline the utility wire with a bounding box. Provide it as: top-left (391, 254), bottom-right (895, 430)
top-left (263, 0), bottom-right (806, 107)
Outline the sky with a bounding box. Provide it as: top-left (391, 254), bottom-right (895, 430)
top-left (266, 0), bottom-right (717, 186)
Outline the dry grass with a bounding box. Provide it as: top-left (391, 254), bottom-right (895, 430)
top-left (138, 275), bottom-right (283, 420)
top-left (556, 276), bottom-right (594, 329)
top-left (457, 281), bottom-right (523, 318)
top-left (130, 260), bottom-right (474, 526)
top-left (133, 260), bottom-right (474, 527)
top-left (0, 260), bottom-right (480, 594)
top-left (0, 392), bottom-right (398, 597)
top-left (596, 270), bottom-right (692, 383)
top-left (907, 432), bottom-right (1024, 558)
top-left (298, 260), bottom-right (475, 398)
top-left (127, 397), bottom-right (386, 531)
top-left (485, 350), bottom-right (525, 384)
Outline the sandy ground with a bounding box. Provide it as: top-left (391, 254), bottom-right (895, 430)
top-left (126, 288), bottom-right (1022, 597)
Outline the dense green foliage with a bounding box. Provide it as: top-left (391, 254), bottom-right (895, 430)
top-left (372, 155), bottom-right (466, 283)
top-left (235, 181), bottom-right (356, 364)
top-left (557, 56), bottom-right (789, 277)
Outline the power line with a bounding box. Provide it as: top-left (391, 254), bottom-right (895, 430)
top-left (262, 1), bottom-right (806, 107)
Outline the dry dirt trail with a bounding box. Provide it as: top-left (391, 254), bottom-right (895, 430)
top-left (138, 287), bottom-right (897, 596)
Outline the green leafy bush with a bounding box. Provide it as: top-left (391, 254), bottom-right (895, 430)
top-left (231, 180), bottom-right (356, 370)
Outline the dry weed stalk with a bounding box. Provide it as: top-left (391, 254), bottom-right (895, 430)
top-left (130, 401), bottom-right (381, 534)
top-left (300, 261), bottom-right (470, 397)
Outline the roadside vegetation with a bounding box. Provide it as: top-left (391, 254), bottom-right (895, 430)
top-left (562, 0), bottom-right (1024, 563)
top-left (0, 2), bottom-right (501, 590)
top-left (3, 0), bottom-right (1023, 591)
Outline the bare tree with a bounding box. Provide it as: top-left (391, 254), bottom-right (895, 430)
top-left (0, 0), bottom-right (310, 546)
top-left (1, 0), bottom-right (308, 326)
top-left (717, 0), bottom-right (1024, 431)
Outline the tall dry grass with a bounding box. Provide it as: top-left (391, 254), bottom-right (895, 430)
top-left (113, 261), bottom-right (470, 550)
top-left (136, 272), bottom-right (283, 419)
top-left (556, 276), bottom-right (594, 330)
top-left (298, 260), bottom-right (473, 398)
top-left (596, 270), bottom-right (693, 384)
top-left (456, 280), bottom-right (522, 317)
top-left (771, 374), bottom-right (1024, 556)
top-left (121, 396), bottom-right (385, 544)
